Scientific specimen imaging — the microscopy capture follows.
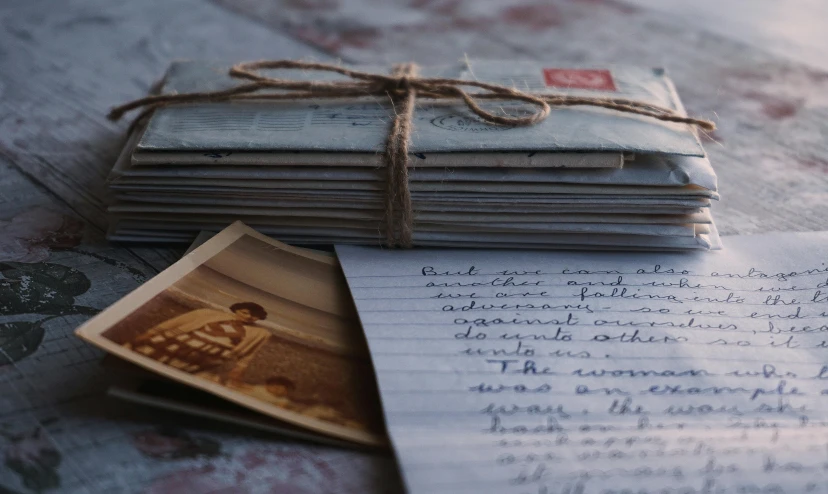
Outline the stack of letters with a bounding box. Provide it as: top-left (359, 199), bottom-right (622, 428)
top-left (107, 60), bottom-right (719, 250)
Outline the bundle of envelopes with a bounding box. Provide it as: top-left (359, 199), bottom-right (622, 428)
top-left (106, 60), bottom-right (720, 250)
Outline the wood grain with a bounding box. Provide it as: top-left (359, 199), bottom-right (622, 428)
top-left (1, 0), bottom-right (827, 491)
top-left (216, 0), bottom-right (828, 236)
top-left (0, 1), bottom-right (402, 493)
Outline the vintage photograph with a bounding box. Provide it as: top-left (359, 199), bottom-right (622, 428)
top-left (76, 223), bottom-right (385, 446)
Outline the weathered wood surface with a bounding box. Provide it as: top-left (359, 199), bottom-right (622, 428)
top-left (216, 0), bottom-right (828, 236)
top-left (0, 0), bottom-right (399, 492)
top-left (0, 0), bottom-right (826, 492)
top-left (626, 0), bottom-right (828, 72)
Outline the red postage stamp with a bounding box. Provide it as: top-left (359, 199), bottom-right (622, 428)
top-left (542, 68), bottom-right (617, 91)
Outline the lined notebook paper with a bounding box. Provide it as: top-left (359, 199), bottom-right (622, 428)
top-left (337, 232), bottom-right (828, 494)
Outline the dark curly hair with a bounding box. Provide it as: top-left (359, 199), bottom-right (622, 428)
top-left (265, 376), bottom-right (296, 391)
top-left (229, 302), bottom-right (267, 319)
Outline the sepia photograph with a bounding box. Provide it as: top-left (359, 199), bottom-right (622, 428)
top-left (76, 223), bottom-right (385, 446)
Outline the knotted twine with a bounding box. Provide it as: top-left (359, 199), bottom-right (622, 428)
top-left (108, 60), bottom-right (716, 248)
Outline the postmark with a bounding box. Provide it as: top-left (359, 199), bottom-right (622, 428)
top-left (430, 114), bottom-right (515, 132)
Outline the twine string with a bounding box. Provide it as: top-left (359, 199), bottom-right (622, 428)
top-left (108, 60), bottom-right (716, 248)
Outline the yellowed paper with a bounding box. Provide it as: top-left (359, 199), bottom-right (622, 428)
top-left (76, 222), bottom-right (386, 446)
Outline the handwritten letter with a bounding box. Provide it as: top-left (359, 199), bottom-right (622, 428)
top-left (337, 232), bottom-right (828, 494)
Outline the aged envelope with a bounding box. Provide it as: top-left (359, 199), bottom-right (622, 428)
top-left (137, 60), bottom-right (704, 156)
top-left (76, 222), bottom-right (386, 446)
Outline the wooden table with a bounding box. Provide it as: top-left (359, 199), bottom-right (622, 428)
top-left (1, 0), bottom-right (826, 491)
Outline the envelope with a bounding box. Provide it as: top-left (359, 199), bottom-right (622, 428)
top-left (136, 60), bottom-right (705, 156)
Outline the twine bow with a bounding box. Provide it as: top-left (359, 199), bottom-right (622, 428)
top-left (108, 60), bottom-right (716, 248)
